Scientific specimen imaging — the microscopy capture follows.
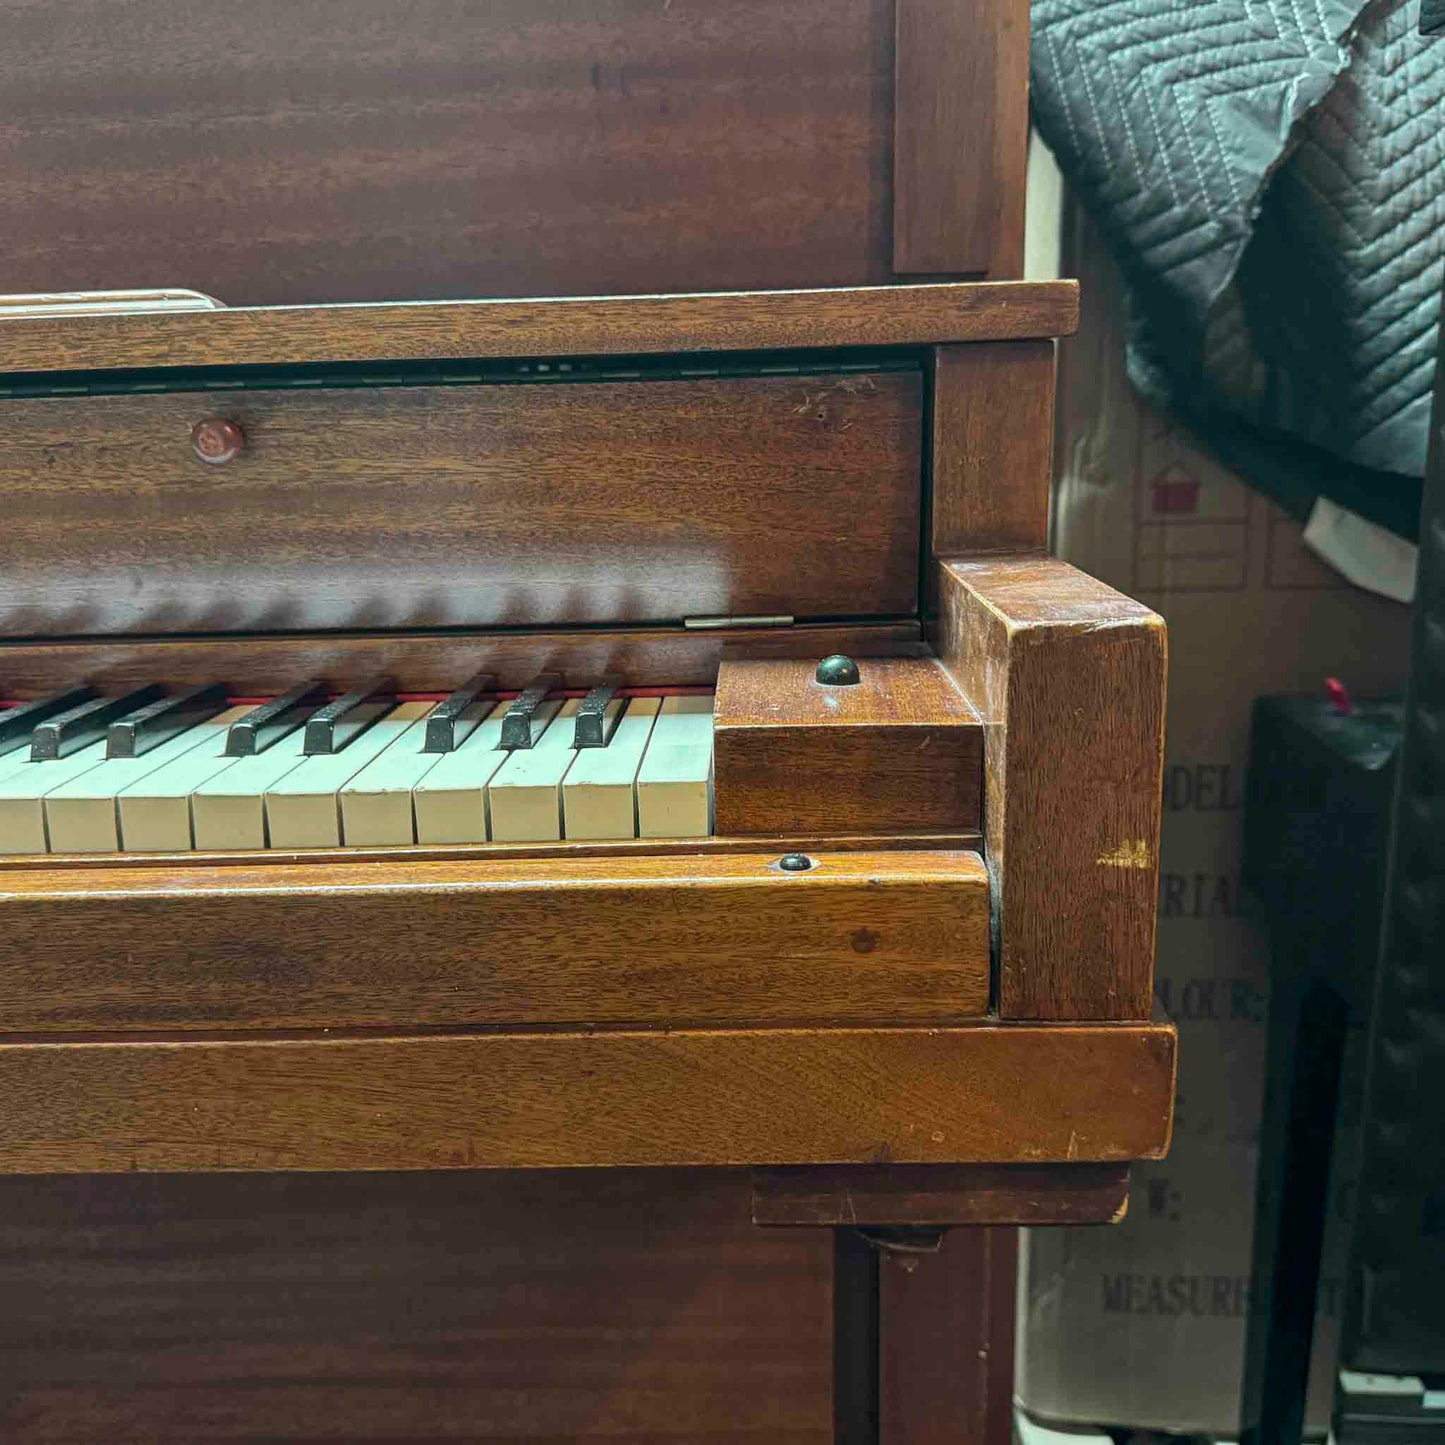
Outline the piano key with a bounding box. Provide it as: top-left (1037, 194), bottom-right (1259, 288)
top-left (267, 701), bottom-right (429, 848)
top-left (46, 706), bottom-right (250, 854)
top-left (499, 672), bottom-right (563, 750)
top-left (0, 740), bottom-right (109, 854)
top-left (0, 686), bottom-right (96, 758)
top-left (192, 728), bottom-right (311, 850)
top-left (105, 682), bottom-right (229, 759)
top-left (411, 701), bottom-right (515, 845)
top-left (423, 672), bottom-right (497, 753)
top-left (636, 694), bottom-right (714, 839)
top-left (338, 705), bottom-right (444, 846)
top-left (303, 678), bottom-right (396, 755)
top-left (30, 684), bottom-right (165, 760)
top-left (487, 698), bottom-right (582, 843)
top-left (573, 675), bottom-right (624, 749)
top-left (225, 681), bottom-right (327, 756)
top-left (116, 707), bottom-right (257, 852)
top-left (563, 696), bottom-right (659, 840)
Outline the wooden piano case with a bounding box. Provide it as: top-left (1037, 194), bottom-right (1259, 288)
top-left (0, 0), bottom-right (1029, 304)
top-left (0, 6), bottom-right (1162, 1437)
top-left (0, 282), bottom-right (1173, 1195)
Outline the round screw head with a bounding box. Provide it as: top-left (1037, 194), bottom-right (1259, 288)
top-left (191, 417), bottom-right (245, 465)
top-left (777, 852), bottom-right (814, 872)
top-left (815, 654), bottom-right (860, 686)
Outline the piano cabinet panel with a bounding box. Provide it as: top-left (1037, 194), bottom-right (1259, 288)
top-left (0, 370), bottom-right (922, 636)
top-left (0, 1169), bottom-right (834, 1442)
top-left (0, 1020), bottom-right (1178, 1174)
top-left (0, 850), bottom-right (990, 1033)
top-left (0, 0), bottom-right (1028, 307)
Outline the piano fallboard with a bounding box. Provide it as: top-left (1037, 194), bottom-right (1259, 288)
top-left (0, 365), bottom-right (923, 636)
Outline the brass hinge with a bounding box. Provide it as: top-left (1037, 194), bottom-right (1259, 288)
top-left (682, 614), bottom-right (794, 631)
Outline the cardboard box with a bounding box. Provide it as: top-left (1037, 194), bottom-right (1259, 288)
top-left (1014, 202), bottom-right (1414, 1436)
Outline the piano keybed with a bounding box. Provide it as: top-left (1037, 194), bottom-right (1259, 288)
top-left (0, 679), bottom-right (716, 854)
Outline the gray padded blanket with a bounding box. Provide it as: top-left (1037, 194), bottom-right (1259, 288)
top-left (1032, 0), bottom-right (1445, 538)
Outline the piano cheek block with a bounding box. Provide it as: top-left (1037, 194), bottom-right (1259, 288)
top-left (711, 656), bottom-right (984, 836)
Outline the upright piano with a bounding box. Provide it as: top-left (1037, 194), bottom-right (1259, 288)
top-left (0, 1), bottom-right (1170, 1435)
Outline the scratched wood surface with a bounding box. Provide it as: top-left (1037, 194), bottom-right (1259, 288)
top-left (0, 282), bottom-right (1080, 375)
top-left (0, 373), bottom-right (921, 636)
top-left (0, 851), bottom-right (991, 1032)
top-left (0, 1021), bottom-right (1177, 1173)
top-left (0, 1168), bottom-right (832, 1442)
top-left (936, 555), bottom-right (1167, 1019)
top-left (713, 655), bottom-right (983, 834)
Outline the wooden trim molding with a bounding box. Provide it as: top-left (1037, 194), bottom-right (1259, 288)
top-left (751, 1161), bottom-right (1131, 1226)
top-left (0, 282), bottom-right (1079, 374)
top-left (0, 1019), bottom-right (1177, 1173)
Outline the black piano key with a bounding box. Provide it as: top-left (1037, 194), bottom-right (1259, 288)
top-left (303, 678), bottom-right (396, 755)
top-left (30, 685), bottom-right (166, 761)
top-left (499, 672), bottom-right (563, 750)
top-left (225, 681), bottom-right (328, 757)
top-left (105, 682), bottom-right (230, 759)
top-left (573, 675), bottom-right (624, 749)
top-left (0, 685), bottom-right (96, 757)
top-left (423, 672), bottom-right (497, 754)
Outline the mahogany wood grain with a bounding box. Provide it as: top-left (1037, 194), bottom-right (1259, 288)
top-left (0, 851), bottom-right (991, 1033)
top-left (0, 373), bottom-right (921, 635)
top-left (936, 556), bottom-right (1167, 1020)
top-left (0, 1020), bottom-right (1178, 1173)
top-left (750, 1162), bottom-right (1131, 1226)
top-left (2, 0), bottom-right (900, 308)
top-left (0, 282), bottom-right (1080, 375)
top-left (713, 656), bottom-right (982, 834)
top-left (0, 621), bottom-right (920, 698)
top-left (931, 341), bottom-right (1056, 556)
top-left (879, 1227), bottom-right (1017, 1445)
top-left (0, 1169), bottom-right (832, 1442)
top-left (893, 0), bottom-right (1029, 278)
top-left (0, 830), bottom-right (982, 874)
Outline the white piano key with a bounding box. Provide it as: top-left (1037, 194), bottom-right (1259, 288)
top-left (265, 701), bottom-right (430, 849)
top-left (636, 694), bottom-right (714, 839)
top-left (45, 706), bottom-right (251, 854)
top-left (0, 741), bottom-right (50, 791)
top-left (337, 704), bottom-right (442, 846)
top-left (191, 727), bottom-right (310, 851)
top-left (411, 701), bottom-right (519, 845)
top-left (116, 705), bottom-right (257, 852)
top-left (562, 697), bottom-right (658, 840)
top-left (0, 741), bottom-right (109, 854)
top-left (487, 699), bottom-right (582, 843)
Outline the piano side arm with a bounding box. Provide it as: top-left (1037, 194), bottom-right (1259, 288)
top-left (936, 554), bottom-right (1167, 1020)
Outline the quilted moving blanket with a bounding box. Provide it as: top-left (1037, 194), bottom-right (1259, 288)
top-left (1032, 0), bottom-right (1445, 538)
